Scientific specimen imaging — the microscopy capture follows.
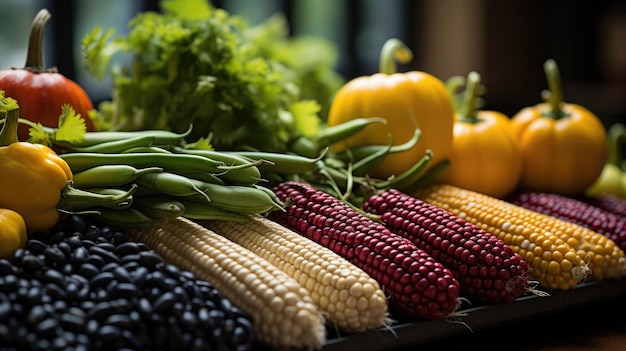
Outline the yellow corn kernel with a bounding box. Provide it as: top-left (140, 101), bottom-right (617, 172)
top-left (201, 214), bottom-right (390, 333)
top-left (126, 217), bottom-right (325, 350)
top-left (413, 184), bottom-right (589, 290)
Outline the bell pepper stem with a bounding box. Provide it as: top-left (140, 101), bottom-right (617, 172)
top-left (459, 71), bottom-right (481, 123)
top-left (24, 8), bottom-right (56, 73)
top-left (379, 38), bottom-right (413, 74)
top-left (59, 183), bottom-right (137, 212)
top-left (542, 59), bottom-right (568, 119)
top-left (0, 95), bottom-right (20, 146)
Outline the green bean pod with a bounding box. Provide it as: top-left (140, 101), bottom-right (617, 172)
top-left (135, 172), bottom-right (211, 202)
top-left (121, 146), bottom-right (173, 154)
top-left (132, 196), bottom-right (186, 220)
top-left (60, 152), bottom-right (227, 174)
top-left (335, 127), bottom-right (421, 163)
top-left (289, 117), bottom-right (387, 157)
top-left (83, 188), bottom-right (134, 209)
top-left (373, 149), bottom-right (433, 191)
top-left (177, 199), bottom-right (249, 223)
top-left (57, 124), bottom-right (193, 148)
top-left (72, 165), bottom-right (163, 188)
top-left (59, 184), bottom-right (138, 212)
top-left (189, 181), bottom-right (286, 214)
top-left (171, 147), bottom-right (263, 185)
top-left (67, 135), bottom-right (157, 153)
top-left (224, 148), bottom-right (328, 174)
top-left (87, 207), bottom-right (154, 228)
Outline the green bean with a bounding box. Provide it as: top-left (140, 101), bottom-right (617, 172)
top-left (58, 124), bottom-right (193, 147)
top-left (289, 117), bottom-right (387, 157)
top-left (177, 199), bottom-right (249, 223)
top-left (60, 152), bottom-right (228, 174)
top-left (83, 188), bottom-right (134, 209)
top-left (72, 165), bottom-right (163, 188)
top-left (132, 196), bottom-right (186, 220)
top-left (403, 159), bottom-right (451, 193)
top-left (87, 207), bottom-right (153, 228)
top-left (171, 146), bottom-right (263, 185)
top-left (135, 172), bottom-right (210, 202)
top-left (373, 149), bottom-right (433, 191)
top-left (174, 170), bottom-right (226, 185)
top-left (60, 184), bottom-right (137, 212)
top-left (224, 148), bottom-right (328, 174)
top-left (189, 181), bottom-right (285, 214)
top-left (335, 127), bottom-right (421, 163)
top-left (121, 146), bottom-right (173, 154)
top-left (66, 135), bottom-right (157, 153)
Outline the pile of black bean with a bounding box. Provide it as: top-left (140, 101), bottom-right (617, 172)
top-left (0, 215), bottom-right (256, 351)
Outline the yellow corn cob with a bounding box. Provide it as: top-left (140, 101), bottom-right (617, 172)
top-left (201, 214), bottom-right (390, 333)
top-left (126, 217), bottom-right (326, 350)
top-left (412, 184), bottom-right (591, 290)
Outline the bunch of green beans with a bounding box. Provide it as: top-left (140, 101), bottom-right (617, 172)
top-left (55, 117), bottom-right (442, 226)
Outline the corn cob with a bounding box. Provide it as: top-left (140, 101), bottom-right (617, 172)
top-left (578, 194), bottom-right (626, 218)
top-left (126, 217), bottom-right (326, 350)
top-left (363, 189), bottom-right (531, 304)
top-left (269, 181), bottom-right (461, 319)
top-left (508, 191), bottom-right (626, 254)
top-left (201, 214), bottom-right (390, 333)
top-left (412, 184), bottom-right (592, 290)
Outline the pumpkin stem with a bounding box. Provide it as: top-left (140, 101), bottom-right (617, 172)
top-left (541, 59), bottom-right (568, 119)
top-left (458, 71), bottom-right (482, 124)
top-left (0, 92), bottom-right (20, 146)
top-left (379, 38), bottom-right (413, 74)
top-left (23, 8), bottom-right (57, 73)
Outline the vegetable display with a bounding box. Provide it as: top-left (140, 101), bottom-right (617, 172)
top-left (326, 38), bottom-right (455, 179)
top-left (440, 71), bottom-right (522, 198)
top-left (510, 59), bottom-right (608, 195)
top-left (0, 9), bottom-right (97, 141)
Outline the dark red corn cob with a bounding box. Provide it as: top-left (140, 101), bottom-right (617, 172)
top-left (508, 191), bottom-right (626, 252)
top-left (269, 181), bottom-right (461, 319)
top-left (363, 189), bottom-right (530, 304)
top-left (577, 194), bottom-right (626, 218)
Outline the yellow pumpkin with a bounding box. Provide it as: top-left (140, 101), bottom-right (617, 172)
top-left (327, 38), bottom-right (454, 179)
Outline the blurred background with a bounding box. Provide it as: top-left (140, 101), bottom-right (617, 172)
top-left (0, 0), bottom-right (624, 127)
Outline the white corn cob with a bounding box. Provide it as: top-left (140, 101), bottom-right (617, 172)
top-left (201, 215), bottom-right (390, 333)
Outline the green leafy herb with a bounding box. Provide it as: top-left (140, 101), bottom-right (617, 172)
top-left (82, 0), bottom-right (342, 153)
top-left (28, 104), bottom-right (87, 146)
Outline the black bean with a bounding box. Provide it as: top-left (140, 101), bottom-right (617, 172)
top-left (60, 312), bottom-right (85, 332)
top-left (138, 251), bottom-right (163, 268)
top-left (98, 324), bottom-right (122, 343)
top-left (26, 239), bottom-right (47, 254)
top-left (42, 269), bottom-right (66, 287)
top-left (105, 313), bottom-right (133, 329)
top-left (68, 215), bottom-right (88, 233)
top-left (71, 247), bottom-right (89, 265)
top-left (88, 246), bottom-right (119, 264)
top-left (112, 266), bottom-right (131, 283)
top-left (87, 301), bottom-right (117, 321)
top-left (36, 318), bottom-right (59, 338)
top-left (77, 263), bottom-right (100, 279)
top-left (0, 301), bottom-right (12, 320)
top-left (153, 292), bottom-right (176, 313)
top-left (26, 305), bottom-right (47, 326)
top-left (45, 283), bottom-right (66, 300)
top-left (19, 255), bottom-right (45, 271)
top-left (57, 242), bottom-right (72, 257)
top-left (84, 255), bottom-right (105, 268)
top-left (90, 272), bottom-right (115, 289)
top-left (109, 283), bottom-right (137, 299)
top-left (0, 259), bottom-right (17, 275)
top-left (115, 242), bottom-right (142, 256)
top-left (66, 236), bottom-right (83, 249)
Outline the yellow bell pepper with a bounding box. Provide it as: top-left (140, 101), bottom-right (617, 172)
top-left (440, 72), bottom-right (522, 198)
top-left (511, 59), bottom-right (607, 195)
top-left (0, 208), bottom-right (27, 259)
top-left (326, 38), bottom-right (454, 180)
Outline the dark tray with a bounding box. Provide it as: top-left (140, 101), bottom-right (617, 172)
top-left (321, 278), bottom-right (626, 350)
